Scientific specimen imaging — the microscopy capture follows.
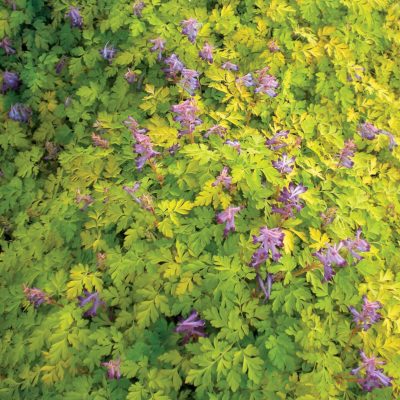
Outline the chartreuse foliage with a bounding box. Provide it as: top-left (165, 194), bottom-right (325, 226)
top-left (1, 0), bottom-right (400, 399)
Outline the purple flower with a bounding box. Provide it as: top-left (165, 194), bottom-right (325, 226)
top-left (272, 153), bottom-right (295, 174)
top-left (123, 182), bottom-right (141, 205)
top-left (65, 6), bottom-right (83, 28)
top-left (55, 56), bottom-right (68, 74)
top-left (256, 273), bottom-right (274, 301)
top-left (236, 73), bottom-right (255, 87)
top-left (124, 116), bottom-right (148, 135)
top-left (313, 243), bottom-right (347, 281)
top-left (216, 206), bottom-right (242, 237)
top-left (168, 143), bottom-right (180, 155)
top-left (179, 68), bottom-right (200, 95)
top-left (23, 285), bottom-right (51, 308)
top-left (100, 43), bottom-right (117, 62)
top-left (341, 229), bottom-right (370, 260)
top-left (75, 189), bottom-right (94, 211)
top-left (212, 166), bottom-right (232, 190)
top-left (181, 18), bottom-right (201, 43)
top-left (163, 54), bottom-right (185, 80)
top-left (338, 139), bottom-right (356, 168)
top-left (358, 123), bottom-right (379, 140)
top-left (175, 311), bottom-right (206, 344)
top-left (0, 37), bottom-right (16, 55)
top-left (1, 71), bottom-right (20, 93)
top-left (124, 69), bottom-right (138, 84)
top-left (224, 140), bottom-right (241, 154)
top-left (78, 290), bottom-right (105, 317)
top-left (149, 37), bottom-right (166, 61)
top-left (204, 125), bottom-right (227, 139)
top-left (221, 61), bottom-right (239, 71)
top-left (199, 42), bottom-right (213, 63)
top-left (92, 133), bottom-right (109, 148)
top-left (268, 41), bottom-right (280, 53)
top-left (351, 352), bottom-right (392, 392)
top-left (272, 183), bottom-right (307, 219)
top-left (266, 130), bottom-right (289, 150)
top-left (8, 103), bottom-right (32, 123)
top-left (171, 98), bottom-right (202, 138)
top-left (254, 67), bottom-right (279, 97)
top-left (380, 129), bottom-right (397, 151)
top-left (251, 226), bottom-right (285, 267)
top-left (101, 359), bottom-right (121, 380)
top-left (133, 1), bottom-right (145, 16)
top-left (349, 296), bottom-right (382, 330)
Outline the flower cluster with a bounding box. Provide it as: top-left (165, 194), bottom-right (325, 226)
top-left (216, 206), bottom-right (242, 237)
top-left (351, 352), bottom-right (392, 392)
top-left (225, 140), bottom-right (241, 153)
top-left (125, 117), bottom-right (160, 170)
top-left (272, 154), bottom-right (295, 174)
top-left (342, 229), bottom-right (370, 260)
top-left (91, 133), bottom-right (109, 149)
top-left (358, 122), bottom-right (397, 151)
top-left (23, 285), bottom-right (51, 308)
top-left (78, 290), bottom-right (105, 317)
top-left (349, 296), bottom-right (382, 331)
top-left (221, 61), bottom-right (239, 71)
top-left (133, 1), bottom-right (145, 16)
top-left (256, 273), bottom-right (274, 301)
top-left (266, 130), bottom-right (289, 150)
top-left (171, 98), bottom-right (202, 138)
top-left (99, 43), bottom-right (117, 62)
top-left (337, 139), bottom-right (356, 168)
top-left (250, 226), bottom-right (285, 267)
top-left (124, 68), bottom-right (138, 84)
top-left (268, 40), bottom-right (280, 53)
top-left (8, 103), bottom-right (31, 123)
top-left (1, 71), bottom-right (20, 93)
top-left (75, 189), bottom-right (94, 211)
top-left (101, 359), bottom-right (121, 380)
top-left (181, 18), bottom-right (201, 43)
top-left (254, 67), bottom-right (279, 97)
top-left (272, 183), bottom-right (307, 219)
top-left (149, 37), bottom-right (166, 61)
top-left (175, 311), bottom-right (206, 344)
top-left (313, 243), bottom-right (346, 281)
top-left (179, 68), bottom-right (200, 95)
top-left (199, 42), bottom-right (213, 63)
top-left (65, 7), bottom-right (83, 28)
top-left (236, 73), bottom-right (255, 87)
top-left (212, 167), bottom-right (232, 190)
top-left (0, 37), bottom-right (16, 55)
top-left (204, 125), bottom-right (227, 139)
top-left (163, 54), bottom-right (184, 80)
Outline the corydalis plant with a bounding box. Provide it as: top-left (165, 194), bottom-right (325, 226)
top-left (124, 68), bottom-right (138, 84)
top-left (266, 130), bottom-right (289, 150)
top-left (75, 189), bottom-right (94, 211)
top-left (342, 229), bottom-right (370, 261)
top-left (250, 226), bottom-right (284, 267)
top-left (99, 43), bottom-right (117, 62)
top-left (8, 103), bottom-right (31, 123)
top-left (91, 133), bottom-right (109, 149)
top-left (23, 285), bottom-right (52, 308)
top-left (199, 42), bottom-right (213, 63)
top-left (149, 37), bottom-right (166, 61)
top-left (351, 352), bottom-right (392, 392)
top-left (272, 183), bottom-right (307, 219)
top-left (181, 18), bottom-right (201, 43)
top-left (171, 98), bottom-right (202, 138)
top-left (204, 125), bottom-right (227, 139)
top-left (313, 243), bottom-right (346, 281)
top-left (272, 153), bottom-right (295, 174)
top-left (179, 68), bottom-right (200, 95)
top-left (0, 37), bottom-right (16, 55)
top-left (225, 140), bottom-right (241, 153)
top-left (216, 206), bottom-right (242, 237)
top-left (349, 296), bottom-right (382, 331)
top-left (175, 311), bottom-right (206, 344)
top-left (338, 139), bottom-right (356, 168)
top-left (163, 54), bottom-right (184, 80)
top-left (101, 359), bottom-right (121, 380)
top-left (221, 61), bottom-right (239, 71)
top-left (358, 122), bottom-right (397, 151)
top-left (212, 167), bottom-right (232, 190)
top-left (256, 273), bottom-right (274, 301)
top-left (236, 73), bottom-right (255, 87)
top-left (65, 6), bottom-right (83, 28)
top-left (78, 290), bottom-right (105, 317)
top-left (1, 71), bottom-right (20, 93)
top-left (254, 67), bottom-right (279, 97)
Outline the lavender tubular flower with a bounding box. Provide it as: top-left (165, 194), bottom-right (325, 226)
top-left (181, 18), bottom-right (201, 43)
top-left (171, 98), bottom-right (202, 137)
top-left (272, 154), bottom-right (295, 174)
top-left (65, 6), bottom-right (83, 28)
top-left (216, 206), bottom-right (242, 237)
top-left (358, 123), bottom-right (379, 140)
top-left (149, 37), bottom-right (166, 61)
top-left (313, 243), bottom-right (346, 281)
top-left (100, 43), bottom-right (117, 62)
top-left (75, 190), bottom-right (94, 211)
top-left (224, 140), bottom-right (241, 154)
top-left (0, 37), bottom-right (16, 55)
top-left (92, 133), bottom-right (109, 148)
top-left (212, 167), bottom-right (232, 190)
top-left (163, 54), bottom-right (184, 79)
top-left (8, 104), bottom-right (31, 123)
top-left (204, 125), bottom-right (227, 139)
top-left (266, 130), bottom-right (289, 150)
top-left (1, 71), bottom-right (20, 93)
top-left (124, 69), bottom-right (138, 84)
top-left (168, 143), bottom-right (180, 155)
top-left (236, 73), bottom-right (255, 87)
top-left (351, 352), bottom-right (392, 392)
top-left (268, 40), bottom-right (280, 53)
top-left (341, 229), bottom-right (370, 260)
top-left (123, 182), bottom-right (142, 205)
top-left (23, 285), bottom-right (51, 308)
top-left (273, 183), bottom-right (307, 219)
top-left (250, 226), bottom-right (284, 267)
top-left (78, 290), bottom-right (105, 317)
top-left (221, 61), bottom-right (239, 71)
top-left (101, 359), bottom-right (121, 380)
top-left (255, 67), bottom-right (279, 97)
top-left (256, 273), bottom-right (274, 301)
top-left (380, 130), bottom-right (397, 151)
top-left (337, 139), bottom-right (356, 168)
top-left (175, 311), bottom-right (206, 344)
top-left (133, 1), bottom-right (145, 16)
top-left (349, 296), bottom-right (382, 330)
top-left (199, 42), bottom-right (213, 63)
top-left (179, 68), bottom-right (200, 95)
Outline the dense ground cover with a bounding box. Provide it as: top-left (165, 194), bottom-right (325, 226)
top-left (1, 0), bottom-right (400, 398)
